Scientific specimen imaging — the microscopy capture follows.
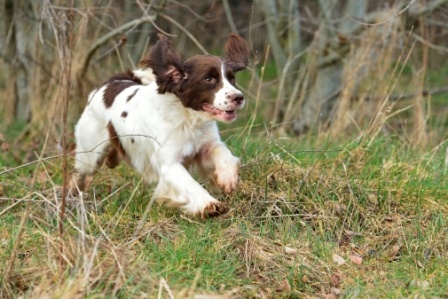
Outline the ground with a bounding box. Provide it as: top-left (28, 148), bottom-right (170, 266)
top-left (1, 128), bottom-right (447, 298)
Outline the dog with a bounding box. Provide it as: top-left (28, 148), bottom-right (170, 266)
top-left (71, 33), bottom-right (249, 218)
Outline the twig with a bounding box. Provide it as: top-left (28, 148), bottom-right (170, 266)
top-left (135, 0), bottom-right (171, 36)
top-left (0, 133), bottom-right (159, 176)
top-left (159, 13), bottom-right (209, 55)
top-left (239, 213), bottom-right (339, 220)
top-left (411, 33), bottom-right (448, 54)
top-left (241, 148), bottom-right (343, 168)
top-left (90, 36), bottom-right (127, 65)
top-left (158, 278), bottom-right (175, 299)
top-left (0, 195), bottom-right (32, 218)
top-left (168, 0), bottom-right (212, 22)
top-left (362, 86), bottom-right (448, 101)
top-left (446, 147), bottom-right (448, 170)
top-left (59, 0), bottom-right (75, 239)
top-left (80, 15), bottom-right (156, 76)
top-left (409, 0), bottom-right (448, 18)
top-left (346, 0), bottom-right (417, 27)
top-left (243, 45), bottom-right (270, 152)
top-left (223, 0), bottom-right (238, 33)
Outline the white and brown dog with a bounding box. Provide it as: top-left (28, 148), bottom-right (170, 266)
top-left (71, 33), bottom-right (249, 218)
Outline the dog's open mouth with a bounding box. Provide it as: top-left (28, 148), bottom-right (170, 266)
top-left (202, 104), bottom-right (237, 121)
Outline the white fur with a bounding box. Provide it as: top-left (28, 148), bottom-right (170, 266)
top-left (132, 68), bottom-right (156, 85)
top-left (213, 64), bottom-right (244, 111)
top-left (73, 66), bottom-right (241, 217)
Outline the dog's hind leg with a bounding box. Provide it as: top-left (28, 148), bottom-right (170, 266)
top-left (71, 109), bottom-right (110, 193)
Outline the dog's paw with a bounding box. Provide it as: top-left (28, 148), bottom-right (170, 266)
top-left (214, 168), bottom-right (239, 194)
top-left (69, 172), bottom-right (91, 195)
top-left (201, 200), bottom-right (228, 218)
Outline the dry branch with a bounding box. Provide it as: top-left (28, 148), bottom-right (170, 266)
top-left (80, 15), bottom-right (157, 76)
top-left (362, 86), bottom-right (448, 101)
top-left (159, 13), bottom-right (209, 55)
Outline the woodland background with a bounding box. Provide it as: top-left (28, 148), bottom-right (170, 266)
top-left (1, 0), bottom-right (447, 157)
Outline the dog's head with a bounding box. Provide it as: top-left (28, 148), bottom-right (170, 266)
top-left (140, 33), bottom-right (249, 123)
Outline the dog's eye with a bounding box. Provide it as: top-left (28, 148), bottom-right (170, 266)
top-left (204, 75), bottom-right (215, 83)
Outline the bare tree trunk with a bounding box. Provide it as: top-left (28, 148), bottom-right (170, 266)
top-left (291, 0), bottom-right (368, 135)
top-left (255, 0), bottom-right (301, 123)
top-left (0, 0), bottom-right (15, 124)
top-left (0, 0), bottom-right (38, 123)
top-left (412, 17), bottom-right (429, 148)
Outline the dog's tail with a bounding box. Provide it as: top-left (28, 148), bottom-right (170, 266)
top-left (132, 68), bottom-right (156, 85)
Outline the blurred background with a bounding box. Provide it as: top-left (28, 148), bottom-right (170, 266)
top-left (0, 0), bottom-right (447, 164)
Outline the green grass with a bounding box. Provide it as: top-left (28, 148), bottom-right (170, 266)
top-left (1, 126), bottom-right (448, 298)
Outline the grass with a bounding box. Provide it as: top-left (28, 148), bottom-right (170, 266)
top-left (1, 125), bottom-right (448, 298)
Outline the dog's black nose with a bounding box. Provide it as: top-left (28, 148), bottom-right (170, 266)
top-left (230, 94), bottom-right (244, 105)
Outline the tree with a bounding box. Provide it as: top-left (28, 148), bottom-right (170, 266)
top-left (0, 0), bottom-right (39, 123)
top-left (256, 0), bottom-right (448, 136)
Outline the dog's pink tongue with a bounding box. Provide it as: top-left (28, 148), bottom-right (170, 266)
top-left (202, 104), bottom-right (236, 121)
top-left (222, 110), bottom-right (236, 121)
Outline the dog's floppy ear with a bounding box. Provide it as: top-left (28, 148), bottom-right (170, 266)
top-left (141, 33), bottom-right (186, 94)
top-left (225, 33), bottom-right (249, 73)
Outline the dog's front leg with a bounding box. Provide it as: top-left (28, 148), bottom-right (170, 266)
top-left (155, 163), bottom-right (227, 218)
top-left (198, 142), bottom-right (240, 194)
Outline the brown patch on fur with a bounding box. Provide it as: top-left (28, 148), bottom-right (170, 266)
top-left (142, 34), bottom-right (186, 95)
top-left (105, 146), bottom-right (121, 169)
top-left (181, 143), bottom-right (214, 180)
top-left (224, 33), bottom-right (249, 72)
top-left (127, 89), bottom-right (138, 102)
top-left (179, 56), bottom-right (224, 110)
top-left (106, 122), bottom-right (126, 168)
top-left (121, 111), bottom-right (128, 118)
top-left (103, 70), bottom-right (142, 108)
top-left (103, 81), bottom-right (136, 108)
top-left (104, 70), bottom-right (143, 85)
